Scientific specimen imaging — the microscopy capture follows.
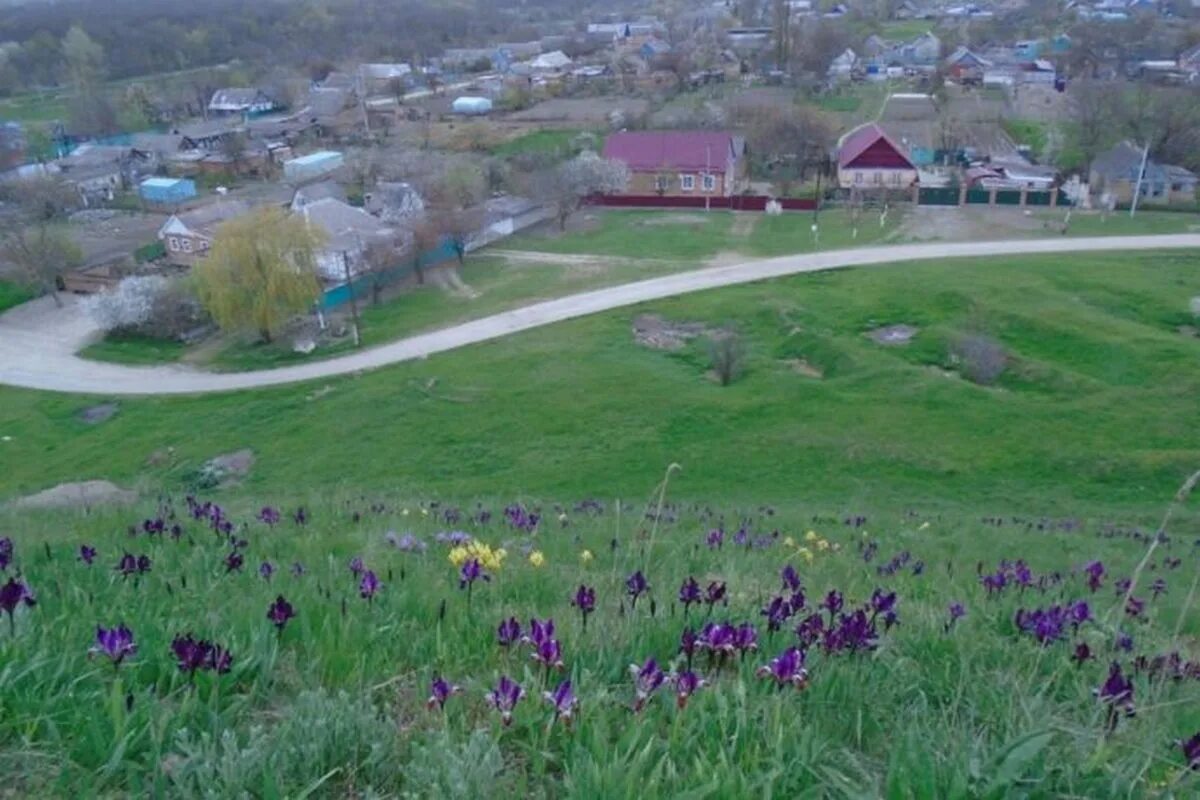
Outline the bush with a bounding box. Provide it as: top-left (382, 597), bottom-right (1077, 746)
top-left (951, 333), bottom-right (1007, 386)
top-left (708, 331), bottom-right (746, 386)
top-left (81, 275), bottom-right (207, 339)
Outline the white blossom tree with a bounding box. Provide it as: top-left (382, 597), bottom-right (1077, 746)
top-left (547, 152), bottom-right (630, 230)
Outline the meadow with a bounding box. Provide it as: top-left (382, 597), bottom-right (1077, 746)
top-left (2, 247), bottom-right (1199, 796)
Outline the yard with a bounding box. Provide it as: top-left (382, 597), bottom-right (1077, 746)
top-left (489, 129), bottom-right (605, 160)
top-left (0, 280), bottom-right (33, 313)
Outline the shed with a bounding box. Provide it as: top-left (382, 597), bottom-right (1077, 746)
top-left (139, 177), bottom-right (196, 205)
top-left (283, 151), bottom-right (345, 183)
top-left (451, 96), bottom-right (494, 116)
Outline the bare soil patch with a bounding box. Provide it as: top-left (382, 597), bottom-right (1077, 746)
top-left (633, 314), bottom-right (711, 350)
top-left (78, 402), bottom-right (119, 424)
top-left (869, 324), bottom-right (919, 346)
top-left (781, 358), bottom-right (824, 378)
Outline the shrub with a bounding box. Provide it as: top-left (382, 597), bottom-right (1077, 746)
top-left (708, 331), bottom-right (747, 386)
top-left (81, 275), bottom-right (207, 339)
top-left (951, 333), bottom-right (1007, 386)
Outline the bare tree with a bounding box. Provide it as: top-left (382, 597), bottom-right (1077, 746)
top-left (0, 178), bottom-right (83, 307)
top-left (708, 331), bottom-right (747, 386)
top-left (733, 101), bottom-right (834, 193)
top-left (1068, 78), bottom-right (1117, 176)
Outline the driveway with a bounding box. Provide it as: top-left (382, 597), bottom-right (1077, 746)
top-left (1, 234), bottom-right (1197, 396)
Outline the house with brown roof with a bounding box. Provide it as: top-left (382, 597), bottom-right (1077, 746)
top-left (157, 201), bottom-right (251, 266)
top-left (600, 131), bottom-right (746, 197)
top-left (837, 123), bottom-right (918, 190)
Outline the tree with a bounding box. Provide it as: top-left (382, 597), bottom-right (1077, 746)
top-left (734, 101), bottom-right (834, 193)
top-left (1067, 78), bottom-right (1117, 176)
top-left (433, 163), bottom-right (487, 209)
top-left (0, 177), bottom-right (81, 307)
top-left (62, 25), bottom-right (115, 136)
top-left (220, 132), bottom-right (249, 173)
top-left (544, 152), bottom-right (630, 230)
top-left (192, 207), bottom-right (323, 343)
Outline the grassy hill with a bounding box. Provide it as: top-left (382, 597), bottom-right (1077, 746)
top-left (2, 248), bottom-right (1199, 796)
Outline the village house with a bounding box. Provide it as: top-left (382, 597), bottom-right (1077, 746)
top-left (157, 201), bottom-right (251, 266)
top-left (601, 131), bottom-right (746, 197)
top-left (358, 63), bottom-right (413, 96)
top-left (207, 88), bottom-right (278, 117)
top-left (944, 47), bottom-right (992, 83)
top-left (363, 181), bottom-right (425, 224)
top-left (1089, 142), bottom-right (1198, 206)
top-left (837, 122), bottom-right (919, 190)
top-left (294, 197), bottom-right (397, 282)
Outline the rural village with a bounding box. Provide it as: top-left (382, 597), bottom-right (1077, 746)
top-left (1, 1), bottom-right (1200, 797)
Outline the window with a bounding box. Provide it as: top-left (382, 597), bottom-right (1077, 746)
top-left (181, 237), bottom-right (193, 253)
top-left (655, 174), bottom-right (669, 191)
top-left (1171, 183), bottom-right (1183, 192)
top-left (890, 171), bottom-right (901, 186)
top-left (702, 174), bottom-right (716, 192)
top-left (874, 172), bottom-right (883, 185)
top-left (199, 239), bottom-right (210, 251)
top-left (167, 236), bottom-right (180, 252)
top-left (854, 171), bottom-right (863, 185)
top-left (680, 174), bottom-right (695, 191)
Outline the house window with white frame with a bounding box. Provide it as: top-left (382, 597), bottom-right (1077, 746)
top-left (655, 174), bottom-right (669, 191)
top-left (702, 173), bottom-right (716, 192)
top-left (181, 237), bottom-right (193, 253)
top-left (680, 174), bottom-right (695, 191)
top-left (891, 171), bottom-right (901, 186)
top-left (874, 172), bottom-right (883, 185)
top-left (854, 172), bottom-right (863, 185)
top-left (167, 236), bottom-right (180, 252)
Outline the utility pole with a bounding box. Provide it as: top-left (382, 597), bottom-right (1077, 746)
top-left (705, 144), bottom-right (711, 213)
top-left (1129, 141), bottom-right (1151, 219)
top-left (342, 250), bottom-right (361, 348)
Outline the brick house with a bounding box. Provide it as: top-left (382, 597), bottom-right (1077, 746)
top-left (837, 122), bottom-right (918, 190)
top-left (601, 131), bottom-right (746, 197)
top-left (1090, 141), bottom-right (1198, 206)
top-left (157, 201), bottom-right (250, 266)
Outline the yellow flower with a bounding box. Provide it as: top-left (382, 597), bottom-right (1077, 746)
top-left (919, 521), bottom-right (930, 531)
top-left (420, 508), bottom-right (429, 516)
top-left (804, 530), bottom-right (818, 542)
top-left (816, 539), bottom-right (830, 551)
top-left (528, 550), bottom-right (545, 567)
top-left (401, 508), bottom-right (409, 516)
top-left (797, 547), bottom-right (814, 563)
top-left (448, 546), bottom-right (468, 567)
top-left (782, 536), bottom-right (795, 548)
top-left (580, 549), bottom-right (594, 563)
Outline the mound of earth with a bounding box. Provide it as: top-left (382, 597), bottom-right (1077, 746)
top-left (633, 314), bottom-right (711, 350)
top-left (78, 402), bottom-right (119, 424)
top-left (10, 480), bottom-right (137, 510)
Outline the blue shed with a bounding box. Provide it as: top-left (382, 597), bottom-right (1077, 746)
top-left (283, 150), bottom-right (344, 182)
top-left (139, 177), bottom-right (196, 205)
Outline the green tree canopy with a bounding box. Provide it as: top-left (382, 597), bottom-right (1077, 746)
top-left (192, 207), bottom-right (324, 343)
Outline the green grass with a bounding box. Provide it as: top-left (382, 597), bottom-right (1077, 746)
top-left (3, 250), bottom-right (1198, 513)
top-left (78, 333), bottom-right (189, 366)
top-left (0, 280), bottom-right (33, 313)
top-left (816, 95), bottom-right (862, 113)
top-left (3, 250), bottom-right (1200, 796)
top-left (746, 208), bottom-right (903, 257)
top-left (1053, 210), bottom-right (1200, 237)
top-left (506, 210), bottom-right (736, 261)
top-left (0, 91), bottom-right (69, 123)
top-left (1001, 119), bottom-right (1049, 159)
top-left (490, 129), bottom-right (604, 160)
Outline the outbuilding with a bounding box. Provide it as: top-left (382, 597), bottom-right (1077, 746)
top-left (139, 177), bottom-right (196, 206)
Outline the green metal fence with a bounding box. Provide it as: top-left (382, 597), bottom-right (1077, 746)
top-left (918, 187), bottom-right (960, 206)
top-left (965, 189), bottom-right (991, 205)
top-left (995, 190), bottom-right (1023, 206)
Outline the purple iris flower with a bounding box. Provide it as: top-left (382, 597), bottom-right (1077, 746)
top-left (757, 646), bottom-right (809, 690)
top-left (699, 622), bottom-right (737, 655)
top-left (435, 531), bottom-right (473, 546)
top-left (678, 577), bottom-right (701, 610)
top-left (290, 562), bottom-right (306, 577)
top-left (836, 610), bottom-right (878, 652)
top-left (781, 564), bottom-right (802, 592)
top-left (1150, 578), bottom-right (1167, 598)
top-left (116, 552), bottom-right (150, 578)
top-left (259, 561), bottom-right (275, 581)
top-left (0, 576), bottom-right (36, 631)
top-left (459, 559), bottom-right (489, 591)
top-left (90, 624), bottom-right (136, 667)
top-left (497, 616), bottom-right (522, 647)
top-left (788, 589), bottom-right (807, 614)
top-left (981, 571), bottom-right (1007, 594)
top-left (387, 532), bottom-right (427, 553)
top-left (1179, 732), bottom-right (1200, 770)
top-left (171, 633), bottom-right (207, 675)
top-left (531, 637), bottom-right (564, 670)
top-left (0, 537), bottom-right (12, 570)
top-left (1096, 661), bottom-right (1135, 729)
top-left (349, 556), bottom-right (365, 577)
top-left (1125, 596), bottom-right (1145, 618)
top-left (705, 529), bottom-right (724, 549)
top-left (1072, 642), bottom-right (1093, 665)
top-left (427, 676), bottom-right (461, 710)
top-left (224, 551), bottom-right (244, 573)
top-left (523, 618), bottom-right (555, 649)
top-left (672, 670), bottom-right (705, 709)
top-left (486, 675), bottom-right (524, 725)
top-left (208, 644), bottom-right (233, 674)
top-left (78, 545), bottom-right (97, 565)
top-left (946, 602), bottom-right (966, 632)
top-left (544, 679), bottom-right (578, 723)
top-left (1115, 631), bottom-right (1134, 652)
top-left (572, 585), bottom-right (596, 628)
top-left (733, 527), bottom-right (749, 547)
top-left (359, 569), bottom-right (381, 601)
top-left (267, 595), bottom-right (295, 631)
top-left (258, 507), bottom-right (281, 526)
top-left (679, 627), bottom-right (699, 660)
top-left (795, 613), bottom-right (826, 647)
top-left (1013, 561), bottom-right (1033, 589)
top-left (821, 590), bottom-right (843, 619)
top-left (625, 571), bottom-right (649, 608)
top-left (761, 595), bottom-right (792, 633)
top-left (292, 507), bottom-right (308, 526)
top-left (734, 622), bottom-right (759, 653)
top-left (630, 658), bottom-right (666, 711)
top-left (1084, 561), bottom-right (1105, 592)
top-left (705, 581), bottom-right (727, 609)
top-left (1070, 600), bottom-right (1092, 628)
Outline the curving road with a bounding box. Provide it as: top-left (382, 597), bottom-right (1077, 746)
top-left (1, 234), bottom-right (1197, 397)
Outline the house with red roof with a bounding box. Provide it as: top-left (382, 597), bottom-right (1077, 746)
top-left (836, 122), bottom-right (918, 190)
top-left (601, 131), bottom-right (746, 197)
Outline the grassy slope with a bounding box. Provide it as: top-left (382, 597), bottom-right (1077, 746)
top-left (77, 333), bottom-right (189, 366)
top-left (4, 250), bottom-right (1199, 518)
top-left (0, 281), bottom-right (33, 312)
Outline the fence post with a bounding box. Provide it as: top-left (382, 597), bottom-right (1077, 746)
top-left (989, 187), bottom-right (997, 206)
top-left (958, 183), bottom-right (968, 206)
top-left (1050, 188), bottom-right (1058, 208)
top-left (912, 185), bottom-right (920, 204)
top-left (1019, 188), bottom-right (1028, 208)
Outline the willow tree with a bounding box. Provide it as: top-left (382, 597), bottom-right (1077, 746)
top-left (193, 207), bottom-right (323, 343)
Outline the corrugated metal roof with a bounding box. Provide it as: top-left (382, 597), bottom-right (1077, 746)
top-left (602, 131), bottom-right (739, 171)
